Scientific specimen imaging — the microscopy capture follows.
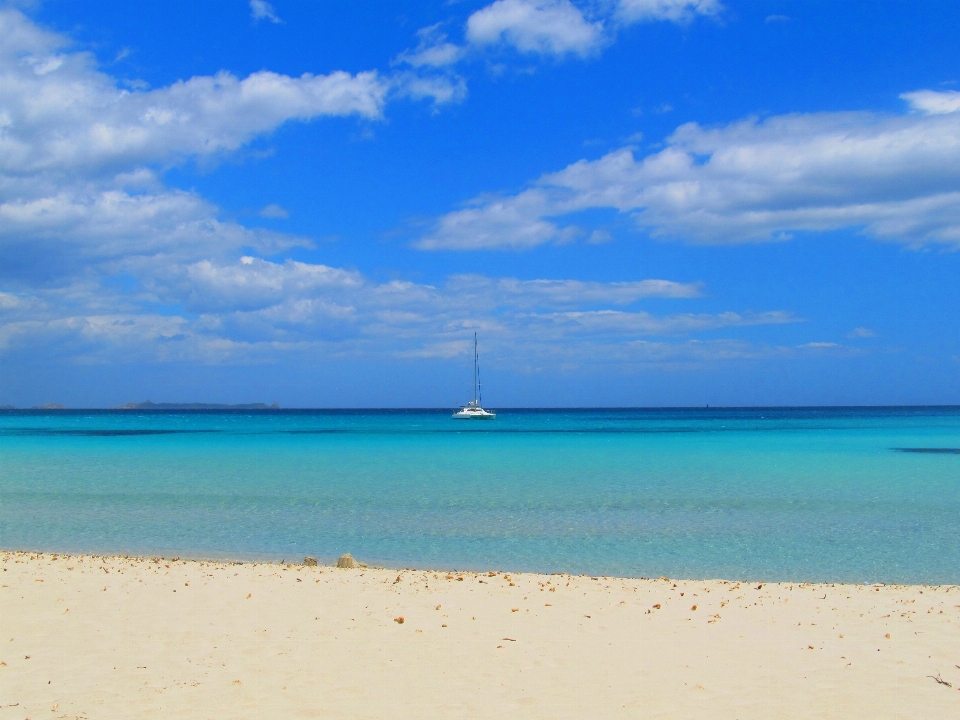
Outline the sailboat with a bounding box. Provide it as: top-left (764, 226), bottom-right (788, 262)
top-left (452, 333), bottom-right (496, 419)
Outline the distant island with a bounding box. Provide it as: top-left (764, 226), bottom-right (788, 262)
top-left (113, 401), bottom-right (280, 410)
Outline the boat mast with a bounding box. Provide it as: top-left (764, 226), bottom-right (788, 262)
top-left (477, 333), bottom-right (483, 408)
top-left (474, 332), bottom-right (479, 406)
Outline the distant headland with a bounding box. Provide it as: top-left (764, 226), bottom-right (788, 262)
top-left (112, 401), bottom-right (281, 410)
top-left (0, 402), bottom-right (281, 410)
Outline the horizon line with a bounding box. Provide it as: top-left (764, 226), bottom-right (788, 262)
top-left (3, 404), bottom-right (960, 412)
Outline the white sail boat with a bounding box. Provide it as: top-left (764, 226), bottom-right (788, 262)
top-left (452, 333), bottom-right (496, 419)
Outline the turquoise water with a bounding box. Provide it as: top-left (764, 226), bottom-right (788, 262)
top-left (1, 408), bottom-right (959, 584)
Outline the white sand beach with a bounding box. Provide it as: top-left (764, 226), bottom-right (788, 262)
top-left (1, 551), bottom-right (959, 719)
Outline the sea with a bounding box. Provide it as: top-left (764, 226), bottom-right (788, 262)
top-left (1, 407), bottom-right (958, 584)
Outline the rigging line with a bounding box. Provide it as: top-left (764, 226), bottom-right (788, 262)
top-left (478, 355), bottom-right (482, 408)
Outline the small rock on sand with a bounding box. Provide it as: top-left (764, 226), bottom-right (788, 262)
top-left (303, 557), bottom-right (318, 567)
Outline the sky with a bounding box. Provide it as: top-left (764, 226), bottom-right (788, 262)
top-left (1, 0), bottom-right (958, 408)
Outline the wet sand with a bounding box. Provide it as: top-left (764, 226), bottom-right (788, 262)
top-left (1, 551), bottom-right (959, 719)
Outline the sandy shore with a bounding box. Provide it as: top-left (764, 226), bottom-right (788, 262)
top-left (1, 552), bottom-right (959, 719)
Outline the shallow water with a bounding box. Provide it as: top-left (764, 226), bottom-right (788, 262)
top-left (2, 407), bottom-right (958, 583)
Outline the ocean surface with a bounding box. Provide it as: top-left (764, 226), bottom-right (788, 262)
top-left (1, 407), bottom-right (959, 584)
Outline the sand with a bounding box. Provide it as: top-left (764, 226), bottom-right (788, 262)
top-left (1, 551), bottom-right (959, 719)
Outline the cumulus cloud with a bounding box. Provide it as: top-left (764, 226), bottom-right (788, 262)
top-left (0, 185), bottom-right (311, 285)
top-left (454, 0), bottom-right (720, 59)
top-left (1, 49), bottom-right (386, 175)
top-left (514, 308), bottom-right (796, 337)
top-left (175, 257), bottom-right (363, 313)
top-left (901, 89), bottom-right (960, 116)
top-left (615, 0), bottom-right (722, 25)
top-left (250, 0), bottom-right (282, 24)
top-left (0, 313), bottom-right (195, 363)
top-left (418, 189), bottom-right (560, 250)
top-left (0, 8), bottom-right (467, 283)
top-left (444, 275), bottom-right (703, 306)
top-left (466, 0), bottom-right (604, 57)
top-left (0, 9), bottom-right (801, 373)
top-left (418, 91), bottom-right (960, 250)
top-left (390, 26), bottom-right (469, 106)
top-left (393, 0), bottom-right (721, 74)
top-left (395, 24), bottom-right (466, 68)
top-left (1, 253), bottom-right (797, 365)
top-left (392, 71), bottom-right (468, 106)
top-left (0, 7), bottom-right (472, 180)
top-left (155, 260), bottom-right (705, 320)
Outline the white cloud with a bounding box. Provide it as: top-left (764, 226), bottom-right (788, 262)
top-left (0, 186), bottom-right (310, 274)
top-left (0, 292), bottom-right (23, 309)
top-left (395, 24), bottom-right (466, 68)
top-left (615, 0), bottom-right (722, 25)
top-left (259, 203), bottom-right (289, 219)
top-left (445, 274), bottom-right (702, 306)
top-left (1, 49), bottom-right (386, 175)
top-left (901, 89), bottom-right (960, 116)
top-left (0, 9), bottom-right (805, 374)
top-left (390, 26), bottom-right (469, 106)
top-left (847, 327), bottom-right (877, 338)
top-left (2, 247), bottom-right (798, 365)
top-left (466, 0), bottom-right (604, 57)
top-left (0, 311), bottom-right (195, 363)
top-left (392, 71), bottom-right (468, 106)
top-left (156, 259), bottom-right (705, 319)
top-left (0, 8), bottom-right (473, 179)
top-left (419, 91), bottom-right (960, 250)
top-left (800, 341), bottom-right (837, 348)
top-left (250, 0), bottom-right (282, 24)
top-left (515, 308), bottom-right (797, 336)
top-left (393, 0), bottom-right (721, 69)
top-left (418, 188), bottom-right (559, 249)
top-left (176, 257), bottom-right (363, 313)
top-left (0, 9), bottom-right (471, 284)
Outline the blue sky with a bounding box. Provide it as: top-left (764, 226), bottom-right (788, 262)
top-left (1, 0), bottom-right (958, 407)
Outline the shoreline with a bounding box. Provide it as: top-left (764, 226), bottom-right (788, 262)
top-left (3, 548), bottom-right (960, 588)
top-left (4, 547), bottom-right (959, 588)
top-left (3, 550), bottom-right (960, 718)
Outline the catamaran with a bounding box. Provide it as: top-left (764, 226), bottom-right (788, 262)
top-left (452, 333), bottom-right (495, 419)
